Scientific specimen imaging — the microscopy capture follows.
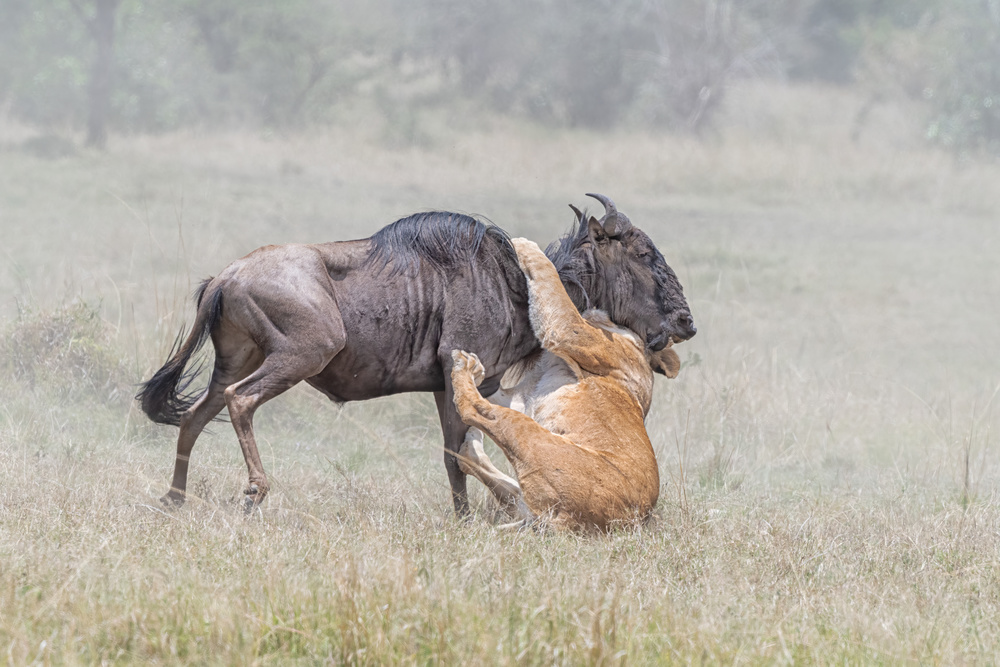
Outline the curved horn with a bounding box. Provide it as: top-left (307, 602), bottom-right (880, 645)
top-left (568, 204), bottom-right (584, 222)
top-left (585, 193), bottom-right (618, 220)
top-left (587, 192), bottom-right (632, 238)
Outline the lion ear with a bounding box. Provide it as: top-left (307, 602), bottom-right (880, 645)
top-left (648, 347), bottom-right (681, 378)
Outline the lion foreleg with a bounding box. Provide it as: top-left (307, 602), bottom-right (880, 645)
top-left (510, 238), bottom-right (616, 373)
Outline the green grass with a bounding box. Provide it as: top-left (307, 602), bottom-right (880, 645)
top-left (1, 82), bottom-right (999, 663)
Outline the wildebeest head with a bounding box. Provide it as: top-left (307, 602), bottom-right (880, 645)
top-left (547, 193), bottom-right (696, 354)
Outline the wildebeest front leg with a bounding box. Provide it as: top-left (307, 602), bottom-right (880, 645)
top-left (434, 389), bottom-right (471, 517)
top-left (445, 350), bottom-right (532, 519)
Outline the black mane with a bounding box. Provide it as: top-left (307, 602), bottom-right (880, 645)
top-left (367, 211), bottom-right (516, 275)
top-left (545, 213), bottom-right (596, 311)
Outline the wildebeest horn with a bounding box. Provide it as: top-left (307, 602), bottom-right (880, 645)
top-left (586, 193), bottom-right (617, 220)
top-left (569, 204), bottom-right (584, 222)
top-left (585, 192), bottom-right (626, 237)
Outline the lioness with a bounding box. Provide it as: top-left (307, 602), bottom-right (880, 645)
top-left (450, 237), bottom-right (683, 531)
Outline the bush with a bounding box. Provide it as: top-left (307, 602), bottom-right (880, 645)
top-left (1, 302), bottom-right (132, 405)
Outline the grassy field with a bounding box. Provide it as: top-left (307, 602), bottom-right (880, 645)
top-left (2, 82), bottom-right (1000, 663)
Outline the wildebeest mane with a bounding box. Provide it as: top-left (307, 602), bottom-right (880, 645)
top-left (545, 212), bottom-right (597, 311)
top-left (366, 211), bottom-right (516, 275)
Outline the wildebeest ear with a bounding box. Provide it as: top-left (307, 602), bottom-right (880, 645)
top-left (569, 204), bottom-right (584, 223)
top-left (603, 215), bottom-right (619, 238)
top-left (648, 347), bottom-right (681, 378)
top-left (588, 215), bottom-right (608, 244)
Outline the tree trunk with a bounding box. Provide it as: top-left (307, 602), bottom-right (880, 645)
top-left (85, 0), bottom-right (118, 149)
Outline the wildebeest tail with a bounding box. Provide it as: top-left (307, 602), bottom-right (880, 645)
top-left (136, 278), bottom-right (223, 426)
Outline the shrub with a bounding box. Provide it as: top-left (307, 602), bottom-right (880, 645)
top-left (1, 302), bottom-right (131, 404)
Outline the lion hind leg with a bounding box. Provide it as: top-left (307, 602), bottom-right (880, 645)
top-left (451, 349), bottom-right (572, 516)
top-left (459, 428), bottom-right (534, 521)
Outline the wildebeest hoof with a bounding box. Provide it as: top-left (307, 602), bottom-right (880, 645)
top-left (160, 490), bottom-right (186, 509)
top-left (243, 484), bottom-right (265, 515)
top-left (451, 350), bottom-right (486, 387)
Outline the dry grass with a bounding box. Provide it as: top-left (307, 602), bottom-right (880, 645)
top-left (2, 82), bottom-right (1000, 663)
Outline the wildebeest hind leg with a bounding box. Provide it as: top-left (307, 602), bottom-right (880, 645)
top-left (163, 353), bottom-right (261, 507)
top-left (225, 351), bottom-right (338, 513)
top-left (162, 385), bottom-right (226, 508)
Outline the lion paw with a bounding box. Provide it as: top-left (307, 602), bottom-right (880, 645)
top-left (510, 237), bottom-right (543, 277)
top-left (451, 349), bottom-right (486, 387)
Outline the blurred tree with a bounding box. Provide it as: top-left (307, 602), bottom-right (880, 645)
top-left (407, 0), bottom-right (780, 131)
top-left (1, 0), bottom-right (995, 147)
top-left (923, 1), bottom-right (1000, 154)
top-left (0, 1), bottom-right (90, 129)
top-left (69, 0), bottom-right (120, 147)
top-left (633, 1), bottom-right (783, 131)
top-left (764, 0), bottom-right (936, 83)
top-left (851, 0), bottom-right (1000, 154)
top-left (0, 0), bottom-right (396, 134)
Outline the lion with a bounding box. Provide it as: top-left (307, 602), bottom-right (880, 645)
top-left (450, 237), bottom-right (685, 531)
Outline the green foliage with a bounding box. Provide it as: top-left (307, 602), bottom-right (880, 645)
top-left (134, 0), bottom-right (397, 128)
top-left (0, 0), bottom-right (93, 127)
top-left (0, 0), bottom-right (796, 134)
top-left (777, 0), bottom-right (935, 82)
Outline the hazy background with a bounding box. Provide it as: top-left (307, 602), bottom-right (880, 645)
top-left (2, 0), bottom-right (998, 149)
top-left (2, 1), bottom-right (1000, 662)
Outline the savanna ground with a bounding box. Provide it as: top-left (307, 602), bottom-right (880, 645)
top-left (2, 83), bottom-right (1000, 663)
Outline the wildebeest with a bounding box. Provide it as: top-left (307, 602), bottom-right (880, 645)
top-left (137, 194), bottom-right (696, 514)
top-left (451, 237), bottom-right (684, 531)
